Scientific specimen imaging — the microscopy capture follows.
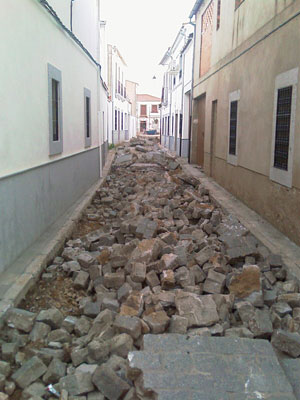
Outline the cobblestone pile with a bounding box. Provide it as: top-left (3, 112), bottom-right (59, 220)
top-left (1, 137), bottom-right (300, 399)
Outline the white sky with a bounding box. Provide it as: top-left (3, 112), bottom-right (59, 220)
top-left (100, 0), bottom-right (196, 97)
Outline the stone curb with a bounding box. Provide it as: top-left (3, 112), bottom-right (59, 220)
top-left (159, 144), bottom-right (300, 283)
top-left (0, 150), bottom-right (116, 327)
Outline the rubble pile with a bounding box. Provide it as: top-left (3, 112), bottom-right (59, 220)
top-left (1, 138), bottom-right (300, 399)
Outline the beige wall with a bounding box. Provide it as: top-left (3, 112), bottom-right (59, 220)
top-left (191, 0), bottom-right (300, 245)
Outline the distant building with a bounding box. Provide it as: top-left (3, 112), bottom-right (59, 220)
top-left (107, 45), bottom-right (132, 144)
top-left (160, 24), bottom-right (194, 157)
top-left (126, 80), bottom-right (139, 137)
top-left (137, 94), bottom-right (161, 133)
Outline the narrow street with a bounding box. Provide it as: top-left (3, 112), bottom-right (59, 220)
top-left (1, 138), bottom-right (300, 399)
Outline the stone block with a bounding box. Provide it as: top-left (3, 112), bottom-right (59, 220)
top-left (113, 315), bottom-right (142, 340)
top-left (29, 322), bottom-right (51, 342)
top-left (36, 308), bottom-right (64, 329)
top-left (104, 272), bottom-right (125, 289)
top-left (143, 311), bottom-right (170, 334)
top-left (136, 219), bottom-right (158, 239)
top-left (74, 271), bottom-right (90, 289)
top-left (59, 373), bottom-right (94, 396)
top-left (77, 253), bottom-right (96, 269)
top-left (110, 334), bottom-right (133, 358)
top-left (175, 292), bottom-right (219, 328)
top-left (161, 270), bottom-right (175, 290)
top-left (145, 271), bottom-right (160, 288)
top-left (6, 308), bottom-right (36, 333)
top-left (203, 270), bottom-right (226, 294)
top-left (169, 315), bottom-right (188, 334)
top-left (130, 263), bottom-right (146, 283)
top-left (1, 343), bottom-right (18, 363)
top-left (92, 365), bottom-right (130, 400)
top-left (12, 356), bottom-right (47, 389)
top-left (272, 329), bottom-right (300, 358)
top-left (43, 358), bottom-right (66, 384)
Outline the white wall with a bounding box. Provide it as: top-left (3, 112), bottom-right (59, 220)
top-left (72, 0), bottom-right (100, 61)
top-left (0, 0), bottom-right (101, 178)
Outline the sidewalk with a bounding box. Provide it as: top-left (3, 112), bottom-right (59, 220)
top-left (181, 160), bottom-right (300, 282)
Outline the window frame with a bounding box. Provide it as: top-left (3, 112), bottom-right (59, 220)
top-left (227, 90), bottom-right (240, 166)
top-left (84, 88), bottom-right (91, 147)
top-left (48, 63), bottom-right (63, 156)
top-left (270, 68), bottom-right (298, 188)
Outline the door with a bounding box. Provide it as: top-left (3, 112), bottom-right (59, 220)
top-left (210, 100), bottom-right (218, 177)
top-left (196, 94), bottom-right (206, 166)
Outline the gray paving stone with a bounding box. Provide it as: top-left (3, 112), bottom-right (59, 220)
top-left (128, 334), bottom-right (296, 399)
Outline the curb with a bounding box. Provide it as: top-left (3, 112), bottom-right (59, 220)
top-left (0, 150), bottom-right (115, 326)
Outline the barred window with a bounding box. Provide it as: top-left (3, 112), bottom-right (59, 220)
top-left (274, 86), bottom-right (292, 171)
top-left (229, 100), bottom-right (238, 155)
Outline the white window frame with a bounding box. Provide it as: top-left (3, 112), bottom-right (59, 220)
top-left (48, 64), bottom-right (63, 156)
top-left (84, 88), bottom-right (91, 147)
top-left (227, 89), bottom-right (240, 166)
top-left (270, 68), bottom-right (298, 188)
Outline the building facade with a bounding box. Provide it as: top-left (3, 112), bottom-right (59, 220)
top-left (190, 0), bottom-right (300, 245)
top-left (107, 45), bottom-right (132, 144)
top-left (0, 0), bottom-right (109, 272)
top-left (126, 80), bottom-right (139, 138)
top-left (137, 94), bottom-right (161, 133)
top-left (160, 24), bottom-right (194, 157)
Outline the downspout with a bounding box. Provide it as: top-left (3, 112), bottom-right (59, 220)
top-left (70, 0), bottom-right (75, 31)
top-left (188, 17), bottom-right (196, 164)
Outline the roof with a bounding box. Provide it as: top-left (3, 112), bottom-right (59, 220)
top-left (189, 0), bottom-right (204, 19)
top-left (137, 94), bottom-right (161, 102)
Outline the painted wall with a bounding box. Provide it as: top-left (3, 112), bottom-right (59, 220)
top-left (0, 0), bottom-right (110, 271)
top-left (191, 0), bottom-right (300, 245)
top-left (0, 0), bottom-right (100, 178)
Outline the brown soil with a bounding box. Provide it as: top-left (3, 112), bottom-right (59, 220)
top-left (72, 218), bottom-right (103, 239)
top-left (19, 271), bottom-right (86, 317)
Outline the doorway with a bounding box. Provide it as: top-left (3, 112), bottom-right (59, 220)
top-left (210, 100), bottom-right (218, 177)
top-left (196, 94), bottom-right (206, 166)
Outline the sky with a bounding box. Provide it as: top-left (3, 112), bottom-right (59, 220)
top-left (100, 0), bottom-right (196, 97)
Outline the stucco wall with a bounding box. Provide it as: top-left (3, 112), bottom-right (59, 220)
top-left (191, 0), bottom-right (300, 245)
top-left (0, 0), bottom-right (100, 178)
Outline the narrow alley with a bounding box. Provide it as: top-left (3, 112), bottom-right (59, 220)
top-left (2, 0), bottom-right (300, 399)
top-left (1, 138), bottom-right (300, 399)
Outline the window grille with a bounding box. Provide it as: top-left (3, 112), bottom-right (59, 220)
top-left (229, 100), bottom-right (238, 155)
top-left (52, 79), bottom-right (59, 142)
top-left (86, 97), bottom-right (90, 138)
top-left (274, 86), bottom-right (292, 171)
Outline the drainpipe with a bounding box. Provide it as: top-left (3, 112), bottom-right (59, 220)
top-left (70, 0), bottom-right (75, 31)
top-left (188, 18), bottom-right (196, 164)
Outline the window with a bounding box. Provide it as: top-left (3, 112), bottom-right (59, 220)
top-left (235, 0), bottom-right (245, 10)
top-left (141, 105), bottom-right (147, 116)
top-left (274, 86), bottom-right (292, 171)
top-left (115, 109), bottom-right (118, 130)
top-left (84, 88), bottom-right (91, 147)
top-left (216, 0), bottom-right (221, 30)
top-left (151, 105), bottom-right (158, 113)
top-left (229, 101), bottom-right (238, 155)
top-left (121, 112), bottom-right (124, 130)
top-left (270, 68), bottom-right (298, 188)
top-left (227, 90), bottom-right (240, 166)
top-left (48, 64), bottom-right (63, 155)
